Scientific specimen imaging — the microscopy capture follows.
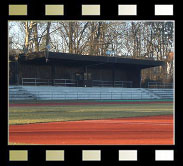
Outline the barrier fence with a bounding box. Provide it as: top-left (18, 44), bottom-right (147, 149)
top-left (22, 78), bottom-right (133, 88)
top-left (148, 82), bottom-right (173, 89)
top-left (22, 78), bottom-right (173, 89)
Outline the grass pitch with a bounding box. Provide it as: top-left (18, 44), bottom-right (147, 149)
top-left (9, 100), bottom-right (173, 125)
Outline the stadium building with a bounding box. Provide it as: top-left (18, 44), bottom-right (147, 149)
top-left (9, 52), bottom-right (164, 88)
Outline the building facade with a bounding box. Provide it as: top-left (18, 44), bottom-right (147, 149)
top-left (9, 52), bottom-right (164, 88)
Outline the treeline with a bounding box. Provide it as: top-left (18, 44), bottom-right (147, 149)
top-left (9, 21), bottom-right (174, 84)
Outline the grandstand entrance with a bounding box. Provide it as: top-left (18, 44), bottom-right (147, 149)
top-left (75, 72), bottom-right (84, 87)
top-left (75, 72), bottom-right (93, 87)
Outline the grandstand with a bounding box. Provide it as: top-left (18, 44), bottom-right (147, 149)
top-left (9, 52), bottom-right (174, 101)
top-left (9, 52), bottom-right (164, 88)
top-left (9, 86), bottom-right (173, 101)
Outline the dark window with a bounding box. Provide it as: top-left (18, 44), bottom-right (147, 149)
top-left (84, 73), bottom-right (92, 80)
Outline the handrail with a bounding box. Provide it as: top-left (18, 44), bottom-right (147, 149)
top-left (93, 80), bottom-right (133, 88)
top-left (148, 82), bottom-right (173, 89)
top-left (22, 78), bottom-right (77, 86)
top-left (22, 78), bottom-right (133, 88)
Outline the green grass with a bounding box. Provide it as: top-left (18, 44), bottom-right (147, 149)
top-left (9, 99), bottom-right (173, 104)
top-left (9, 101), bottom-right (173, 125)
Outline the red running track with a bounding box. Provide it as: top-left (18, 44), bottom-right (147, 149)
top-left (9, 115), bottom-right (173, 145)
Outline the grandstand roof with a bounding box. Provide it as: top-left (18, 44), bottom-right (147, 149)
top-left (18, 52), bottom-right (165, 69)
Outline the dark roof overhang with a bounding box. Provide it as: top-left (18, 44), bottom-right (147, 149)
top-left (18, 52), bottom-right (165, 69)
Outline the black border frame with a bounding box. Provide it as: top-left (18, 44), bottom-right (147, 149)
top-left (0, 0), bottom-right (180, 166)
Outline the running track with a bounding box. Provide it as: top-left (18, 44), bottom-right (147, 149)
top-left (9, 115), bottom-right (173, 145)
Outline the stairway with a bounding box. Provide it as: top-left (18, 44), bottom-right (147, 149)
top-left (9, 86), bottom-right (37, 101)
top-left (146, 89), bottom-right (174, 99)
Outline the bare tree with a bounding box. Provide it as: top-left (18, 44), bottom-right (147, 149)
top-left (9, 21), bottom-right (174, 83)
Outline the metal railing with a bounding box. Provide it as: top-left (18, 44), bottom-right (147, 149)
top-left (92, 80), bottom-right (113, 87)
top-left (22, 78), bottom-right (77, 86)
top-left (93, 80), bottom-right (133, 88)
top-left (114, 81), bottom-right (133, 88)
top-left (22, 78), bottom-right (133, 88)
top-left (22, 78), bottom-right (52, 86)
top-left (148, 82), bottom-right (173, 89)
top-left (54, 79), bottom-right (77, 86)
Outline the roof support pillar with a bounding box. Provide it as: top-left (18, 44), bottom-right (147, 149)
top-left (51, 64), bottom-right (55, 86)
top-left (112, 64), bottom-right (115, 87)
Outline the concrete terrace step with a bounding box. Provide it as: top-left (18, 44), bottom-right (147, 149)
top-left (9, 86), bottom-right (173, 100)
top-left (9, 86), bottom-right (37, 101)
top-left (146, 88), bottom-right (173, 99)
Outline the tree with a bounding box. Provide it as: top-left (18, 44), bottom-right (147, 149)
top-left (9, 21), bottom-right (174, 83)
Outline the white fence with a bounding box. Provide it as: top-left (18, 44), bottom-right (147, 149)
top-left (148, 82), bottom-right (173, 89)
top-left (22, 78), bottom-right (133, 88)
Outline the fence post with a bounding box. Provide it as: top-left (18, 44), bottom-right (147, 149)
top-left (37, 91), bottom-right (39, 102)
